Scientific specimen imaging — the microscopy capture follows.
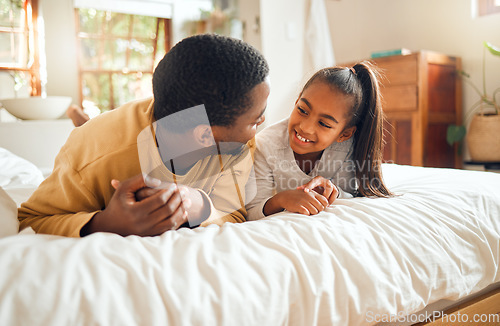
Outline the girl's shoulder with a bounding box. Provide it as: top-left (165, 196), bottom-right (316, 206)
top-left (255, 118), bottom-right (290, 153)
top-left (326, 136), bottom-right (354, 153)
top-left (256, 118), bottom-right (289, 140)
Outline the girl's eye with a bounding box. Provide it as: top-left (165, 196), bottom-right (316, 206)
top-left (319, 121), bottom-right (332, 129)
top-left (297, 107), bottom-right (307, 115)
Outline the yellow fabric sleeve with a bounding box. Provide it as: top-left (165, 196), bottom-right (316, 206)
top-left (18, 148), bottom-right (101, 237)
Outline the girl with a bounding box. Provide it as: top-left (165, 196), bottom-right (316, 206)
top-left (246, 61), bottom-right (392, 220)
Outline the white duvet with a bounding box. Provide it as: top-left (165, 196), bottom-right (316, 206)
top-left (0, 164), bottom-right (499, 326)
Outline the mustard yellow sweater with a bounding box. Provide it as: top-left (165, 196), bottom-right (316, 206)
top-left (18, 98), bottom-right (254, 237)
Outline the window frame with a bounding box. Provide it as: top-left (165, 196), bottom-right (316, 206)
top-left (74, 8), bottom-right (172, 111)
top-left (478, 0), bottom-right (500, 16)
top-left (0, 0), bottom-right (41, 96)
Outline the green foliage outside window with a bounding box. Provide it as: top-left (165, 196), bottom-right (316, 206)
top-left (77, 8), bottom-right (169, 113)
top-left (0, 0), bottom-right (23, 28)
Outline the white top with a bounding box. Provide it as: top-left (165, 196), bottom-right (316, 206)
top-left (246, 118), bottom-right (356, 220)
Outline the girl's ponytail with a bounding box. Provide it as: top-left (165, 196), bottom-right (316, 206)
top-left (351, 62), bottom-right (392, 197)
top-left (299, 61), bottom-right (392, 197)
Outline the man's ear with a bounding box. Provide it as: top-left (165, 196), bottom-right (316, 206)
top-left (338, 126), bottom-right (356, 143)
top-left (193, 124), bottom-right (215, 147)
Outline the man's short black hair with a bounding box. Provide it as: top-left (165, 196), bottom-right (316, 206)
top-left (152, 34), bottom-right (269, 129)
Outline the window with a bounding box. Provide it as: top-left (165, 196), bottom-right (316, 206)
top-left (478, 0), bottom-right (500, 16)
top-left (0, 0), bottom-right (41, 97)
top-left (75, 8), bottom-right (171, 113)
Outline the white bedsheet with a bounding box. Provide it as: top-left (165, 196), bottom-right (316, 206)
top-left (0, 164), bottom-right (499, 326)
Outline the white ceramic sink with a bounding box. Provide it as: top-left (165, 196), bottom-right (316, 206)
top-left (0, 96), bottom-right (72, 120)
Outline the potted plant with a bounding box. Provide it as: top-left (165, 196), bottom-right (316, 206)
top-left (447, 41), bottom-right (500, 162)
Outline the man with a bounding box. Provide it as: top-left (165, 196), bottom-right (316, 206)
top-left (18, 34), bottom-right (270, 237)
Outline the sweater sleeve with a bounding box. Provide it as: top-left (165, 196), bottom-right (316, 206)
top-left (245, 141), bottom-right (276, 221)
top-left (18, 148), bottom-right (102, 237)
top-left (335, 183), bottom-right (354, 199)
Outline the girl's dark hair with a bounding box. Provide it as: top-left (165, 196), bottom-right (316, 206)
top-left (152, 34), bottom-right (269, 131)
top-left (302, 61), bottom-right (393, 197)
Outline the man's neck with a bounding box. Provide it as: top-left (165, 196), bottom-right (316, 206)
top-left (163, 146), bottom-right (219, 175)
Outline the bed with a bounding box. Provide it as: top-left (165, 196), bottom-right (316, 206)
top-left (0, 147), bottom-right (499, 326)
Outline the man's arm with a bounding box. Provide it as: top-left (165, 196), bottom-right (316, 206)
top-left (133, 177), bottom-right (237, 228)
top-left (125, 178), bottom-right (211, 229)
top-left (132, 143), bottom-right (256, 228)
top-left (18, 150), bottom-right (104, 237)
top-left (19, 148), bottom-right (188, 237)
top-left (199, 144), bottom-right (256, 227)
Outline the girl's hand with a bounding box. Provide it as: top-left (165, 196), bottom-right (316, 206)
top-left (263, 189), bottom-right (329, 216)
top-left (297, 176), bottom-right (339, 205)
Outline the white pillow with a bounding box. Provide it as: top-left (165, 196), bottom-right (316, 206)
top-left (0, 186), bottom-right (19, 237)
top-left (0, 147), bottom-right (44, 189)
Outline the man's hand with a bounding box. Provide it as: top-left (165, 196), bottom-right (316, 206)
top-left (297, 176), bottom-right (338, 205)
top-left (80, 174), bottom-right (189, 237)
top-left (125, 177), bottom-right (191, 207)
top-left (113, 176), bottom-right (209, 228)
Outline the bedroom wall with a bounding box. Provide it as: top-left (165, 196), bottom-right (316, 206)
top-left (238, 0), bottom-right (262, 53)
top-left (42, 0), bottom-right (80, 105)
top-left (258, 0), bottom-right (307, 127)
top-left (324, 0), bottom-right (500, 131)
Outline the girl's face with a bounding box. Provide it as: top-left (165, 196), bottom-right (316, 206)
top-left (288, 81), bottom-right (356, 156)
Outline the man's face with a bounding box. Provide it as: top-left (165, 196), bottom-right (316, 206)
top-left (211, 80), bottom-right (270, 146)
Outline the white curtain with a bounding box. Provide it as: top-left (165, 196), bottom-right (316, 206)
top-left (305, 0), bottom-right (335, 70)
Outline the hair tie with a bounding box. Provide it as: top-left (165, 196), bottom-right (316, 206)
top-left (349, 67), bottom-right (357, 76)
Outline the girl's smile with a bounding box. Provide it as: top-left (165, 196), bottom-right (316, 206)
top-left (288, 81), bottom-right (356, 157)
top-left (293, 130), bottom-right (314, 144)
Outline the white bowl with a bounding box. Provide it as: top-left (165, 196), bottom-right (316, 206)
top-left (0, 96), bottom-right (72, 120)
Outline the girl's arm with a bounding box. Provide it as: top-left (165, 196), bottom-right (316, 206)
top-left (245, 144), bottom-right (277, 220)
top-left (246, 140), bottom-right (331, 218)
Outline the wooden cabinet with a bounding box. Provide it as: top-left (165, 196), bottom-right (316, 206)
top-left (370, 51), bottom-right (462, 168)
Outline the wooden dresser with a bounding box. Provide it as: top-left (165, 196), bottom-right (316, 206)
top-left (369, 51), bottom-right (462, 168)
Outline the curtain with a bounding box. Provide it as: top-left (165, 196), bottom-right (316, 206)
top-left (305, 0), bottom-right (335, 70)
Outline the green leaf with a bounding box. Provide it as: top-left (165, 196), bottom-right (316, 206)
top-left (446, 124), bottom-right (466, 146)
top-left (457, 70), bottom-right (470, 78)
top-left (484, 41), bottom-right (500, 57)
